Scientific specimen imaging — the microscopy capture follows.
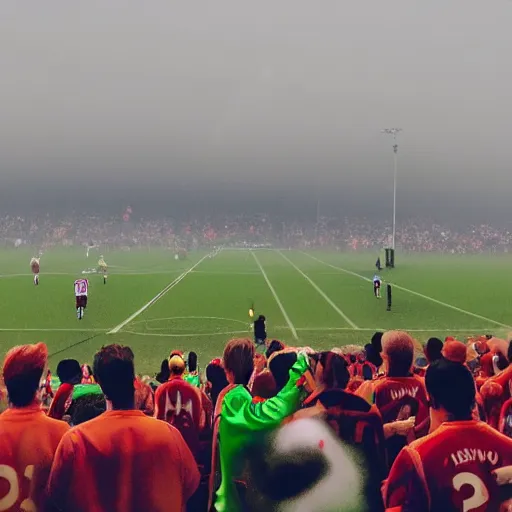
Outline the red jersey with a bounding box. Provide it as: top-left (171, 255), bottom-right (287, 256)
top-left (47, 410), bottom-right (199, 512)
top-left (47, 383), bottom-right (74, 420)
top-left (0, 404), bottom-right (69, 511)
top-left (384, 420), bottom-right (512, 512)
top-left (154, 376), bottom-right (202, 455)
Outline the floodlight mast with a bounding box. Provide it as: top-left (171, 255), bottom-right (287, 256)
top-left (382, 128), bottom-right (402, 251)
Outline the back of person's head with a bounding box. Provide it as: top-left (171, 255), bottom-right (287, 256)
top-left (508, 340), bottom-right (512, 362)
top-left (169, 355), bottom-right (186, 376)
top-left (205, 359), bottom-right (228, 406)
top-left (370, 332), bottom-right (383, 354)
top-left (315, 352), bottom-right (350, 390)
top-left (223, 338), bottom-right (255, 385)
top-left (258, 315), bottom-right (266, 322)
top-left (425, 358), bottom-right (476, 420)
top-left (424, 337), bottom-right (443, 363)
top-left (56, 358), bottom-right (82, 384)
top-left (269, 352), bottom-right (297, 392)
top-left (265, 340), bottom-right (285, 360)
top-left (442, 340), bottom-right (467, 364)
top-left (71, 393), bottom-right (106, 425)
top-left (252, 371), bottom-right (277, 399)
top-left (187, 351), bottom-right (198, 373)
top-left (364, 343), bottom-right (383, 369)
top-left (93, 344), bottom-right (135, 409)
top-left (382, 331), bottom-right (414, 377)
top-left (156, 359), bottom-right (171, 383)
top-left (3, 343), bottom-right (48, 407)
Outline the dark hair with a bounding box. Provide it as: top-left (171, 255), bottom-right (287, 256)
top-left (269, 352), bottom-right (297, 392)
top-left (93, 344), bottom-right (135, 409)
top-left (71, 393), bottom-right (106, 425)
top-left (156, 359), bottom-right (170, 384)
top-left (317, 352), bottom-right (350, 390)
top-left (205, 362), bottom-right (229, 407)
top-left (265, 340), bottom-right (285, 360)
top-left (508, 340), bottom-right (512, 363)
top-left (425, 358), bottom-right (476, 420)
top-left (258, 315), bottom-right (266, 322)
top-left (187, 351), bottom-right (198, 373)
top-left (56, 359), bottom-right (82, 384)
top-left (223, 339), bottom-right (255, 385)
top-left (364, 343), bottom-right (383, 368)
top-left (370, 332), bottom-right (383, 354)
top-left (424, 338), bottom-right (443, 363)
top-left (6, 369), bottom-right (43, 407)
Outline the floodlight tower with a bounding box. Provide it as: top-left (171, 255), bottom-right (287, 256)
top-left (382, 128), bottom-right (402, 251)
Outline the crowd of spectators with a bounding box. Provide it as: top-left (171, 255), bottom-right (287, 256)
top-left (2, 213), bottom-right (512, 253)
top-left (0, 330), bottom-right (511, 511)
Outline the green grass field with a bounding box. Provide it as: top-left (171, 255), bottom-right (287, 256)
top-left (0, 248), bottom-right (511, 375)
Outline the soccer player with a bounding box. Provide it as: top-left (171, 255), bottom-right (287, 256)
top-left (74, 277), bottom-right (89, 320)
top-left (98, 255), bottom-right (108, 284)
top-left (47, 344), bottom-right (199, 512)
top-left (30, 256), bottom-right (40, 285)
top-left (384, 358), bottom-right (512, 512)
top-left (373, 274), bottom-right (382, 298)
top-left (0, 343), bottom-right (69, 511)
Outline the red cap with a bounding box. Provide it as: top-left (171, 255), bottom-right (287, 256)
top-left (442, 340), bottom-right (467, 364)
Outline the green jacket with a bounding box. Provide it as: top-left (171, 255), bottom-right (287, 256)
top-left (214, 354), bottom-right (308, 512)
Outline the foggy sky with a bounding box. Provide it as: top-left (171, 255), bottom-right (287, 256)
top-left (1, 1), bottom-right (511, 223)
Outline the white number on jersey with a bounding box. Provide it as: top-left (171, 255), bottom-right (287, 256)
top-left (74, 279), bottom-right (88, 296)
top-left (452, 472), bottom-right (489, 512)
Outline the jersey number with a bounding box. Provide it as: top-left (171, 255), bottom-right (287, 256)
top-left (453, 472), bottom-right (489, 512)
top-left (76, 282), bottom-right (87, 294)
top-left (0, 464), bottom-right (36, 511)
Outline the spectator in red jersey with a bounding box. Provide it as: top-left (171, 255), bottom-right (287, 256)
top-left (371, 331), bottom-right (429, 465)
top-left (154, 354), bottom-right (203, 456)
top-left (481, 380), bottom-right (505, 430)
top-left (384, 358), bottom-right (512, 512)
top-left (47, 344), bottom-right (199, 512)
top-left (300, 351), bottom-right (387, 511)
top-left (0, 343), bottom-right (69, 511)
top-left (48, 359), bottom-right (82, 420)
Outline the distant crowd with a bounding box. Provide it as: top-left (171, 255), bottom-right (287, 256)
top-left (0, 331), bottom-right (511, 510)
top-left (1, 213), bottom-right (512, 254)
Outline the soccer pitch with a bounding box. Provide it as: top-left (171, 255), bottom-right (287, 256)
top-left (0, 248), bottom-right (511, 375)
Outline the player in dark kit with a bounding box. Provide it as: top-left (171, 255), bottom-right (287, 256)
top-left (254, 315), bottom-right (267, 346)
top-left (373, 275), bottom-right (382, 298)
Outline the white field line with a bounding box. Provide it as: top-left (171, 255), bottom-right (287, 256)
top-left (277, 250), bottom-right (359, 330)
top-left (251, 251), bottom-right (299, 340)
top-left (0, 328), bottom-right (107, 332)
top-left (191, 270), bottom-right (261, 276)
top-left (108, 254), bottom-right (210, 334)
top-left (301, 252), bottom-right (512, 330)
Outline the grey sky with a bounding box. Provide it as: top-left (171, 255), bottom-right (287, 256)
top-left (1, 1), bottom-right (511, 221)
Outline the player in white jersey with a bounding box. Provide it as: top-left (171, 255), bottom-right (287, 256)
top-left (30, 257), bottom-right (40, 285)
top-left (98, 256), bottom-right (108, 284)
top-left (373, 274), bottom-right (382, 298)
top-left (74, 278), bottom-right (89, 320)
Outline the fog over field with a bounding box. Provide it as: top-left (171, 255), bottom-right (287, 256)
top-left (1, 0), bottom-right (511, 224)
